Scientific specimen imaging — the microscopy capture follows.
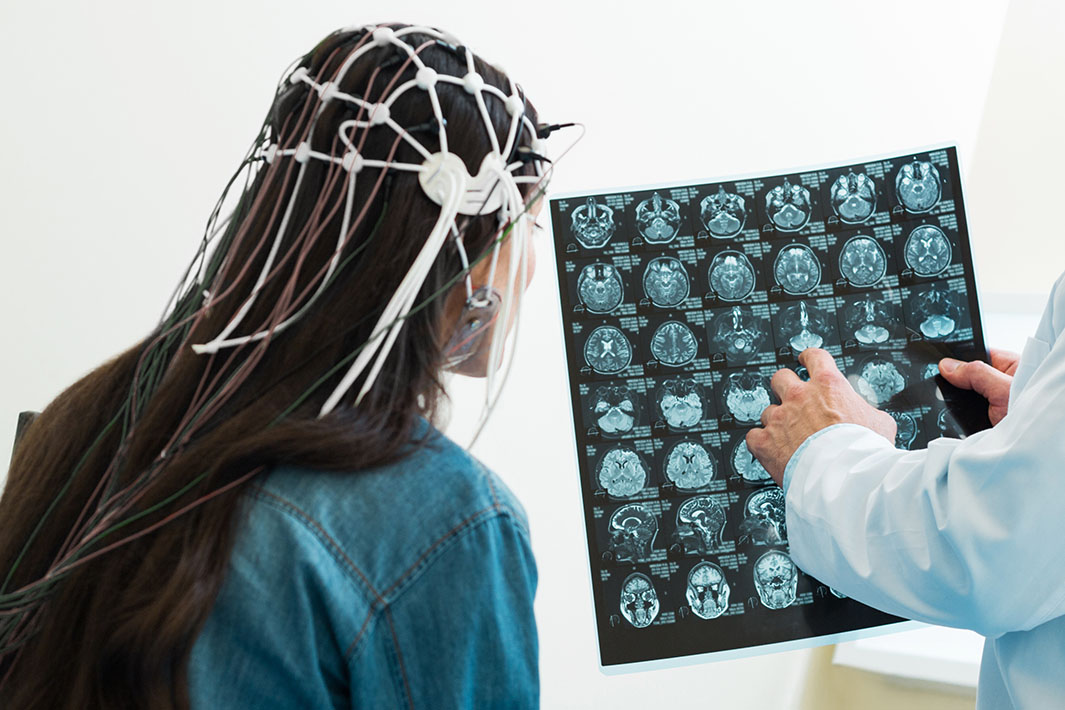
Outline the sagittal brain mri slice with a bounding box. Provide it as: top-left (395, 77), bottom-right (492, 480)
top-left (773, 244), bottom-right (822, 295)
top-left (701, 186), bottom-right (747, 238)
top-left (609, 503), bottom-right (658, 563)
top-left (676, 495), bottom-right (727, 554)
top-left (658, 377), bottom-right (704, 429)
top-left (596, 447), bottom-right (648, 497)
top-left (584, 325), bottom-right (633, 374)
top-left (740, 487), bottom-right (787, 546)
top-left (913, 286), bottom-right (960, 339)
top-left (665, 441), bottom-right (715, 490)
top-left (710, 306), bottom-right (768, 360)
top-left (591, 385), bottom-right (637, 436)
top-left (577, 263), bottom-right (624, 314)
top-left (731, 438), bottom-right (771, 482)
top-left (904, 225), bottom-right (952, 277)
top-left (620, 573), bottom-right (660, 628)
top-left (724, 371), bottom-right (772, 423)
top-left (888, 410), bottom-right (918, 449)
top-left (643, 257), bottom-right (690, 308)
top-left (856, 357), bottom-right (906, 406)
top-left (830, 171), bottom-right (877, 223)
top-left (895, 160), bottom-right (942, 213)
top-left (780, 301), bottom-right (831, 353)
top-left (687, 562), bottom-right (731, 620)
top-left (635, 192), bottom-right (682, 244)
top-left (842, 295), bottom-right (896, 345)
top-left (839, 236), bottom-right (887, 287)
top-left (753, 550), bottom-right (799, 610)
top-left (571, 197), bottom-right (616, 249)
top-left (766, 179), bottom-right (813, 231)
top-left (708, 250), bottom-right (757, 302)
top-left (651, 321), bottom-right (699, 367)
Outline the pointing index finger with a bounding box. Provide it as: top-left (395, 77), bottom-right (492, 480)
top-left (798, 348), bottom-right (842, 379)
top-left (770, 367), bottom-right (802, 401)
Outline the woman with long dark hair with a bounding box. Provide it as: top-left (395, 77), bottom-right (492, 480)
top-left (0, 23), bottom-right (549, 708)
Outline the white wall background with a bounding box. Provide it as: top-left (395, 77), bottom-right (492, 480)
top-left (1, 0), bottom-right (1041, 707)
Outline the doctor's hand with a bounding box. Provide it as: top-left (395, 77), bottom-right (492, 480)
top-left (938, 348), bottom-right (1018, 426)
top-left (746, 349), bottom-right (897, 487)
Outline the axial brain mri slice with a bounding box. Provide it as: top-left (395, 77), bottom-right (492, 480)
top-left (895, 160), bottom-right (942, 213)
top-left (609, 503), bottom-right (658, 563)
top-left (620, 573), bottom-right (660, 628)
top-left (731, 438), bottom-right (772, 482)
top-left (708, 250), bottom-right (757, 302)
top-left (765, 179), bottom-right (813, 231)
top-left (635, 192), bottom-right (682, 244)
top-left (904, 225), bottom-right (952, 277)
top-left (577, 263), bottom-right (624, 314)
top-left (700, 186), bottom-right (747, 238)
top-left (658, 377), bottom-right (704, 429)
top-left (651, 321), bottom-right (699, 367)
top-left (643, 257), bottom-right (690, 308)
top-left (740, 487), bottom-right (787, 546)
top-left (780, 301), bottom-right (830, 353)
top-left (665, 441), bottom-right (715, 490)
top-left (591, 385), bottom-right (637, 436)
top-left (687, 562), bottom-right (731, 620)
top-left (830, 171), bottom-right (877, 223)
top-left (773, 244), bottom-right (822, 295)
top-left (571, 197), bottom-right (617, 249)
top-left (913, 286), bottom-right (960, 339)
top-left (597, 447), bottom-right (648, 497)
top-left (888, 410), bottom-right (919, 449)
top-left (584, 325), bottom-right (633, 374)
top-left (754, 550), bottom-right (799, 610)
top-left (676, 495), bottom-right (727, 554)
top-left (842, 295), bottom-right (895, 345)
top-left (839, 236), bottom-right (887, 287)
top-left (856, 357), bottom-right (906, 406)
top-left (710, 306), bottom-right (768, 360)
top-left (723, 371), bottom-right (772, 423)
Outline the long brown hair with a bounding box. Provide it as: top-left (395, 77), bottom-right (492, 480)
top-left (0, 25), bottom-right (539, 709)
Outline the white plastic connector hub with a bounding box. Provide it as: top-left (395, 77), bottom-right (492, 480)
top-left (368, 103), bottom-right (390, 126)
top-left (289, 67), bottom-right (309, 85)
top-left (263, 144), bottom-right (279, 164)
top-left (294, 142), bottom-right (312, 164)
top-left (462, 72), bottom-right (485, 95)
top-left (316, 81), bottom-right (339, 103)
top-left (415, 66), bottom-right (438, 90)
top-left (505, 94), bottom-right (524, 117)
top-left (372, 26), bottom-right (395, 46)
top-left (342, 150), bottom-right (365, 173)
top-left (419, 152), bottom-right (471, 206)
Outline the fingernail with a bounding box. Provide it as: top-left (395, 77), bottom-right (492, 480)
top-left (940, 358), bottom-right (960, 374)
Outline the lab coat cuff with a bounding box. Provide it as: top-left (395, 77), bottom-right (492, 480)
top-left (782, 423), bottom-right (874, 494)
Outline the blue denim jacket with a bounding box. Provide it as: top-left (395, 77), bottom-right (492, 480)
top-left (187, 422), bottom-right (538, 708)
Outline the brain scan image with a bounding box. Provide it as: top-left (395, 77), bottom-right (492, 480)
top-left (922, 362), bottom-right (941, 380)
top-left (571, 197), bottom-right (616, 249)
top-left (665, 441), bottom-right (715, 490)
top-left (904, 225), bottom-right (952, 277)
top-left (710, 306), bottom-right (769, 360)
top-left (687, 562), bottom-right (731, 620)
top-left (651, 321), bottom-right (699, 367)
top-left (765, 179), bottom-right (813, 231)
top-left (591, 385), bottom-right (637, 436)
top-left (577, 263), bottom-right (624, 314)
top-left (779, 301), bottom-right (832, 353)
top-left (830, 171), bottom-right (877, 223)
top-left (584, 326), bottom-right (633, 374)
top-left (609, 503), bottom-right (658, 563)
top-left (620, 573), bottom-right (660, 628)
top-left (643, 257), bottom-right (690, 308)
top-left (856, 357), bottom-right (906, 406)
top-left (773, 244), bottom-right (822, 295)
top-left (700, 186), bottom-right (747, 238)
top-left (838, 236), bottom-right (888, 287)
top-left (841, 295), bottom-right (896, 345)
top-left (723, 371), bottom-right (772, 423)
top-left (740, 487), bottom-right (787, 546)
top-left (676, 495), bottom-right (727, 554)
top-left (658, 377), bottom-right (704, 429)
top-left (731, 438), bottom-right (771, 482)
top-left (708, 250), bottom-right (757, 302)
top-left (888, 410), bottom-right (918, 449)
top-left (912, 286), bottom-right (960, 339)
top-left (596, 447), bottom-right (648, 497)
top-left (754, 551), bottom-right (799, 610)
top-left (635, 192), bottom-right (682, 244)
top-left (895, 160), bottom-right (942, 213)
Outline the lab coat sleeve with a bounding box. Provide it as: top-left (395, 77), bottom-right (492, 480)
top-left (783, 273), bottom-right (1065, 639)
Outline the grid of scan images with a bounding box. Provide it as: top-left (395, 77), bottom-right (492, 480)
top-left (548, 147), bottom-right (988, 667)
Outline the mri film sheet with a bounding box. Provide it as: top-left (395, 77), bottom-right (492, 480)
top-left (549, 147), bottom-right (989, 668)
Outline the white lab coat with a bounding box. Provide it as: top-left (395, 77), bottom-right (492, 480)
top-left (783, 273), bottom-right (1065, 709)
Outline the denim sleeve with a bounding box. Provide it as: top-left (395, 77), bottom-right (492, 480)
top-left (347, 511), bottom-right (538, 709)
